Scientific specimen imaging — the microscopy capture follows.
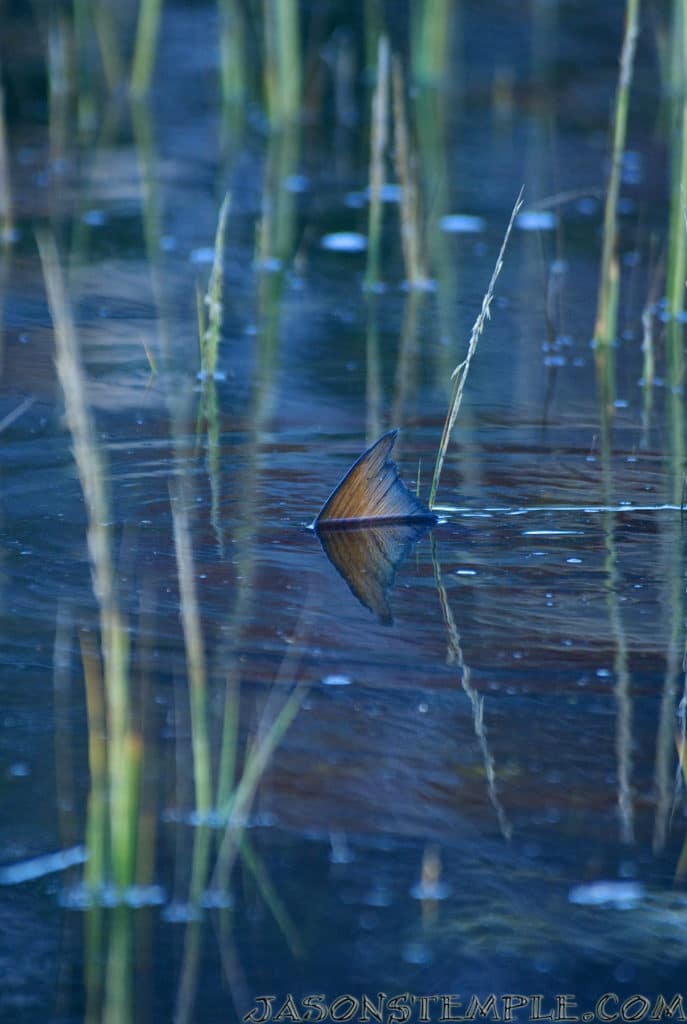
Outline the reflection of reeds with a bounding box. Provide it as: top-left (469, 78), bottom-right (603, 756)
top-left (431, 537), bottom-right (512, 841)
top-left (171, 493), bottom-right (213, 816)
top-left (657, 3), bottom-right (687, 853)
top-left (598, 409), bottom-right (634, 845)
top-left (391, 290), bottom-right (424, 435)
top-left (429, 190), bottom-right (523, 508)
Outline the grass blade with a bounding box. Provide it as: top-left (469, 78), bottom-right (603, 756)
top-left (429, 188), bottom-right (523, 508)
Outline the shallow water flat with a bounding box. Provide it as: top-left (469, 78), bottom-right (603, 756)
top-left (0, 1), bottom-right (685, 1020)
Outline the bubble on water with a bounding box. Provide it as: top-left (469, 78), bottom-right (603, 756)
top-left (576, 197), bottom-right (598, 216)
top-left (439, 213), bottom-right (485, 234)
top-left (516, 210), bottom-right (556, 231)
top-left (125, 885), bottom-right (166, 908)
top-left (190, 247), bottom-right (215, 264)
top-left (368, 182), bottom-right (402, 203)
top-left (83, 209), bottom-right (106, 227)
top-left (285, 174), bottom-right (309, 192)
top-left (200, 889), bottom-right (234, 909)
top-left (410, 880), bottom-right (450, 901)
top-left (569, 880), bottom-right (644, 909)
top-left (320, 232), bottom-right (367, 253)
top-left (162, 901), bottom-right (202, 923)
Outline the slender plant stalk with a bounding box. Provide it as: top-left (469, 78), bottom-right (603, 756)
top-left (365, 36), bottom-right (390, 289)
top-left (593, 0), bottom-right (640, 353)
top-left (130, 0), bottom-right (163, 100)
top-left (0, 68), bottom-right (13, 245)
top-left (411, 0), bottom-right (451, 87)
top-left (429, 189), bottom-right (524, 508)
top-left (39, 232), bottom-right (138, 893)
top-left (391, 56), bottom-right (426, 287)
top-left (262, 0), bottom-right (301, 125)
top-left (81, 628), bottom-right (108, 891)
top-left (666, 0), bottom-right (687, 319)
top-left (201, 192), bottom-right (231, 379)
top-left (218, 0), bottom-right (246, 110)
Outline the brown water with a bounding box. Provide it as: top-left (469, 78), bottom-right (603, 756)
top-left (1, 2), bottom-right (686, 1021)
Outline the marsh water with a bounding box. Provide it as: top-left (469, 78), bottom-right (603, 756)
top-left (2, 1), bottom-right (687, 1020)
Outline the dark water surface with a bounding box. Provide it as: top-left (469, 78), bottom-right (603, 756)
top-left (1, 2), bottom-right (687, 1021)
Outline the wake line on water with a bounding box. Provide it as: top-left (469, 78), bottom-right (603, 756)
top-left (433, 503), bottom-right (684, 518)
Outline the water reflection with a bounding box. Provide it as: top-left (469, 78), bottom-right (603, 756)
top-left (316, 519), bottom-right (432, 624)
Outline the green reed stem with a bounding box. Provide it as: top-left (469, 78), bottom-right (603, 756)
top-left (81, 629), bottom-right (108, 891)
top-left (39, 232), bottom-right (138, 893)
top-left (593, 0), bottom-right (640, 354)
top-left (218, 0), bottom-right (247, 110)
top-left (666, 0), bottom-right (687, 319)
top-left (171, 494), bottom-right (212, 816)
top-left (411, 0), bottom-right (451, 87)
top-left (429, 189), bottom-right (523, 508)
top-left (262, 0), bottom-right (301, 126)
top-left (130, 0), bottom-right (163, 100)
top-left (0, 69), bottom-right (13, 245)
top-left (216, 665), bottom-right (241, 811)
top-left (201, 192), bottom-right (231, 379)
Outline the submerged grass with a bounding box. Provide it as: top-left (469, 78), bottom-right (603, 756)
top-left (429, 189), bottom-right (523, 509)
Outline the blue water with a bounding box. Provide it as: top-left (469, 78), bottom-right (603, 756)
top-left (1, 2), bottom-right (686, 1021)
